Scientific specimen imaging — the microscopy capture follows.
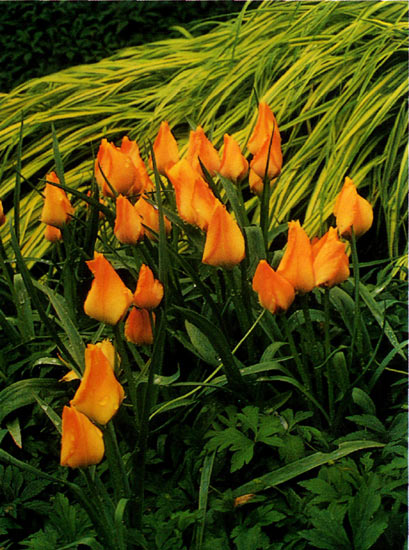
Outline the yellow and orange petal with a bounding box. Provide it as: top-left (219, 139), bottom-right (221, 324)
top-left (186, 126), bottom-right (221, 177)
top-left (134, 195), bottom-right (171, 240)
top-left (202, 203), bottom-right (245, 269)
top-left (312, 227), bottom-right (350, 287)
top-left (70, 344), bottom-right (124, 425)
top-left (44, 224), bottom-right (62, 243)
top-left (218, 134), bottom-right (249, 183)
top-left (133, 264), bottom-right (164, 310)
top-left (333, 177), bottom-right (373, 238)
top-left (114, 195), bottom-right (144, 244)
top-left (150, 121), bottom-right (179, 175)
top-left (60, 406), bottom-right (104, 468)
top-left (247, 102), bottom-right (281, 155)
top-left (40, 172), bottom-right (74, 228)
top-left (277, 221), bottom-right (315, 293)
top-left (124, 308), bottom-right (154, 345)
top-left (84, 252), bottom-right (133, 325)
top-left (252, 260), bottom-right (295, 314)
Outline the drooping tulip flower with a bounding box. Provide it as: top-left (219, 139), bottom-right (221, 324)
top-left (133, 264), bottom-right (164, 310)
top-left (218, 134), bottom-right (249, 183)
top-left (252, 260), bottom-right (295, 314)
top-left (167, 159), bottom-right (217, 230)
top-left (250, 132), bottom-right (282, 180)
top-left (95, 339), bottom-right (117, 372)
top-left (277, 220), bottom-right (315, 293)
top-left (70, 344), bottom-right (124, 425)
top-left (60, 406), bottom-right (104, 468)
top-left (114, 195), bottom-right (144, 244)
top-left (202, 202), bottom-right (245, 269)
top-left (247, 102), bottom-right (281, 155)
top-left (124, 307), bottom-right (154, 345)
top-left (95, 137), bottom-right (147, 197)
top-left (121, 136), bottom-right (155, 193)
top-left (84, 252), bottom-right (133, 325)
top-left (186, 126), bottom-right (221, 177)
top-left (44, 224), bottom-right (62, 243)
top-left (312, 227), bottom-right (350, 288)
top-left (40, 172), bottom-right (74, 228)
top-left (150, 121), bottom-right (179, 175)
top-left (134, 195), bottom-right (171, 240)
top-left (333, 177), bottom-right (373, 238)
top-left (0, 200), bottom-right (6, 226)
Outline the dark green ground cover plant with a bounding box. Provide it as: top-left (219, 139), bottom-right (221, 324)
top-left (0, 2), bottom-right (407, 549)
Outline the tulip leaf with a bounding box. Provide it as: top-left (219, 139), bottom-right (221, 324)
top-left (33, 280), bottom-right (85, 373)
top-left (6, 417), bottom-right (22, 449)
top-left (358, 281), bottom-right (406, 359)
top-left (0, 378), bottom-right (59, 424)
top-left (244, 226), bottom-right (266, 276)
top-left (185, 320), bottom-right (220, 366)
top-left (13, 273), bottom-right (34, 341)
top-left (32, 391), bottom-right (62, 434)
top-left (233, 440), bottom-right (385, 497)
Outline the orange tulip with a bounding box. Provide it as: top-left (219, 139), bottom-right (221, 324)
top-left (95, 339), bottom-right (117, 372)
top-left (70, 344), bottom-right (124, 425)
top-left (202, 202), bottom-right (245, 269)
top-left (120, 136), bottom-right (155, 193)
top-left (44, 224), bottom-right (62, 243)
top-left (247, 102), bottom-right (281, 155)
top-left (249, 125), bottom-right (282, 180)
top-left (312, 227), bottom-right (350, 287)
top-left (124, 308), bottom-right (154, 345)
top-left (134, 195), bottom-right (171, 240)
top-left (40, 172), bottom-right (74, 228)
top-left (167, 159), bottom-right (217, 230)
top-left (186, 126), bottom-right (221, 177)
top-left (60, 406), bottom-right (104, 468)
top-left (114, 195), bottom-right (144, 244)
top-left (333, 177), bottom-right (373, 238)
top-left (133, 264), bottom-right (164, 309)
top-left (95, 137), bottom-right (148, 197)
top-left (252, 260), bottom-right (295, 314)
top-left (218, 134), bottom-right (249, 183)
top-left (84, 252), bottom-right (133, 325)
top-left (248, 169), bottom-right (264, 195)
top-left (277, 220), bottom-right (315, 293)
top-left (150, 121), bottom-right (179, 175)
top-left (0, 200), bottom-right (6, 226)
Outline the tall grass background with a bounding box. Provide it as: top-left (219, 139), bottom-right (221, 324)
top-left (0, 0), bottom-right (407, 265)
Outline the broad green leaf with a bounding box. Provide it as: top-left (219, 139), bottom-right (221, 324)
top-left (0, 379), bottom-right (59, 424)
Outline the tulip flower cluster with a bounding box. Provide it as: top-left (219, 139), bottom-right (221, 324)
top-left (252, 178), bottom-right (373, 314)
top-left (60, 341), bottom-right (124, 468)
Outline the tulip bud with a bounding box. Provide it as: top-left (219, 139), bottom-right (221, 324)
top-left (0, 200), bottom-right (6, 226)
top-left (333, 177), bottom-right (373, 238)
top-left (186, 126), bottom-right (221, 177)
top-left (95, 137), bottom-right (148, 197)
top-left (312, 227), bottom-right (350, 288)
top-left (249, 126), bottom-right (282, 180)
top-left (134, 195), bottom-right (171, 240)
top-left (133, 264), bottom-right (164, 309)
top-left (84, 252), bottom-right (133, 325)
top-left (94, 339), bottom-right (117, 372)
top-left (114, 195), bottom-right (144, 245)
top-left (252, 260), bottom-right (295, 314)
top-left (40, 172), bottom-right (74, 228)
top-left (121, 136), bottom-right (155, 193)
top-left (202, 203), bottom-right (245, 269)
top-left (124, 308), bottom-right (154, 345)
top-left (60, 406), bottom-right (104, 468)
top-left (218, 134), bottom-right (249, 183)
top-left (247, 102), bottom-right (281, 155)
top-left (150, 121), bottom-right (179, 175)
top-left (70, 344), bottom-right (125, 425)
top-left (44, 224), bottom-right (62, 243)
top-left (248, 169), bottom-right (264, 195)
top-left (277, 221), bottom-right (315, 293)
top-left (167, 159), bottom-right (217, 230)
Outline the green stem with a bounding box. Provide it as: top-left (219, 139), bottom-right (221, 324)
top-left (300, 293), bottom-right (322, 400)
top-left (114, 323), bottom-right (140, 428)
top-left (323, 287), bottom-right (334, 426)
top-left (281, 312), bottom-right (311, 390)
top-left (135, 310), bottom-right (166, 529)
top-left (104, 422), bottom-right (131, 502)
top-left (349, 228), bottom-right (362, 366)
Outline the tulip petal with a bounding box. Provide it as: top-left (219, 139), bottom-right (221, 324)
top-left (60, 406), bottom-right (104, 468)
top-left (277, 221), bottom-right (315, 293)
